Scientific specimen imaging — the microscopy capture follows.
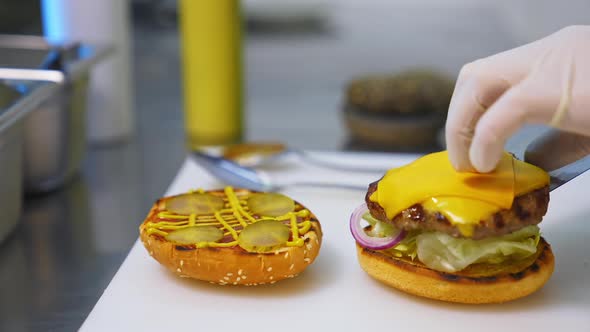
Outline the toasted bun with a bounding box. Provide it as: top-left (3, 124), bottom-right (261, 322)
top-left (356, 238), bottom-right (554, 304)
top-left (140, 189), bottom-right (322, 286)
top-left (343, 106), bottom-right (444, 149)
top-left (342, 70), bottom-right (453, 150)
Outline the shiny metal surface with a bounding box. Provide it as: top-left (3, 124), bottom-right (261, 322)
top-left (549, 154), bottom-right (590, 191)
top-left (221, 143), bottom-right (391, 172)
top-left (0, 81), bottom-right (58, 245)
top-left (192, 151), bottom-right (367, 191)
top-left (23, 71), bottom-right (90, 193)
top-left (0, 142), bottom-right (149, 332)
top-left (192, 151), bottom-right (271, 191)
top-left (0, 35), bottom-right (109, 193)
top-left (0, 88), bottom-right (23, 244)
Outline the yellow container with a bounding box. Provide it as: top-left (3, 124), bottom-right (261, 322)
top-left (179, 0), bottom-right (243, 148)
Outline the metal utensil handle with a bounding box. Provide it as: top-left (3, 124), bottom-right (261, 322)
top-left (192, 151), bottom-right (271, 192)
top-left (294, 149), bottom-right (389, 173)
top-left (290, 180), bottom-right (368, 191)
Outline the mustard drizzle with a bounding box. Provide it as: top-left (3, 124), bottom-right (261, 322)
top-left (145, 186), bottom-right (312, 249)
top-left (286, 213), bottom-right (303, 247)
top-left (215, 210), bottom-right (239, 240)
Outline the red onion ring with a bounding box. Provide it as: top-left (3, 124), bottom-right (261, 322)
top-left (349, 203), bottom-right (406, 250)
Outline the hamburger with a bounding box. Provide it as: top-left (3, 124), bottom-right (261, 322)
top-left (140, 186), bottom-right (322, 286)
top-left (350, 151), bottom-right (554, 303)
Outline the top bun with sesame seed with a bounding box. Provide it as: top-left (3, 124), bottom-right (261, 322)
top-left (139, 187), bottom-right (322, 286)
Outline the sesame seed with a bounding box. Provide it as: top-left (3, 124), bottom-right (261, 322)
top-left (270, 281), bottom-right (276, 284)
top-left (289, 264), bottom-right (295, 270)
top-left (180, 260), bottom-right (184, 266)
top-left (176, 268), bottom-right (182, 273)
top-left (242, 275), bottom-right (247, 279)
top-left (288, 274), bottom-right (294, 278)
top-left (269, 276), bottom-right (274, 280)
top-left (227, 273), bottom-right (233, 276)
top-left (149, 251), bottom-right (154, 256)
top-left (274, 251), bottom-right (279, 255)
top-left (237, 277), bottom-right (241, 282)
top-left (238, 269), bottom-right (243, 275)
top-left (306, 243), bottom-right (312, 250)
top-left (223, 276), bottom-right (229, 281)
top-left (267, 267), bottom-right (273, 272)
top-left (284, 252), bottom-right (289, 259)
top-left (233, 282), bottom-right (238, 285)
top-left (303, 250), bottom-right (308, 255)
top-left (304, 258), bottom-right (311, 263)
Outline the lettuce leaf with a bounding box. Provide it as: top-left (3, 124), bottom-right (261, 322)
top-left (361, 213), bottom-right (540, 273)
top-left (363, 213), bottom-right (419, 260)
top-left (416, 225), bottom-right (540, 272)
top-left (363, 212), bottom-right (397, 238)
top-left (363, 212), bottom-right (420, 260)
top-left (386, 230), bottom-right (420, 260)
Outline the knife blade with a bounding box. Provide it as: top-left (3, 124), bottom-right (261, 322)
top-left (548, 154), bottom-right (590, 191)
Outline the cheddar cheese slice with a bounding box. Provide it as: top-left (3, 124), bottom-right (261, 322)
top-left (370, 151), bottom-right (549, 232)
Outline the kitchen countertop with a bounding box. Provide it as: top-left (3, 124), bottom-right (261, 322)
top-left (0, 2), bottom-right (553, 331)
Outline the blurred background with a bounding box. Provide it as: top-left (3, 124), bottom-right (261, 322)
top-left (0, 0), bottom-right (589, 330)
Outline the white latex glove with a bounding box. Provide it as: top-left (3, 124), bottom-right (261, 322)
top-left (445, 25), bottom-right (590, 173)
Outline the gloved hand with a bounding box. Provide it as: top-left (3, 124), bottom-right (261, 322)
top-left (445, 25), bottom-right (590, 173)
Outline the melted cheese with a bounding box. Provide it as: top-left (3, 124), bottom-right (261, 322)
top-left (370, 151), bottom-right (549, 236)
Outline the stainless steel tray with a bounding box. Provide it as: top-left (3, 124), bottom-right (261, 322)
top-left (0, 35), bottom-right (110, 193)
top-left (0, 80), bottom-right (57, 243)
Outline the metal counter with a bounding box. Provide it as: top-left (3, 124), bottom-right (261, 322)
top-left (0, 141), bottom-right (163, 332)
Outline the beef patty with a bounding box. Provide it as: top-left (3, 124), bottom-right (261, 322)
top-left (365, 181), bottom-right (549, 240)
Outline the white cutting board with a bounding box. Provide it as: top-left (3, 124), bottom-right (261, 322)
top-left (81, 152), bottom-right (590, 332)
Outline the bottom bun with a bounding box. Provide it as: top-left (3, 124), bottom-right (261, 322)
top-left (140, 193), bottom-right (323, 287)
top-left (356, 237), bottom-right (554, 304)
top-left (140, 225), bottom-right (321, 286)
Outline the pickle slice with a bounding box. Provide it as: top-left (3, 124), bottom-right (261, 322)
top-left (247, 193), bottom-right (295, 217)
top-left (238, 220), bottom-right (290, 253)
top-left (165, 226), bottom-right (223, 244)
top-left (165, 193), bottom-right (225, 215)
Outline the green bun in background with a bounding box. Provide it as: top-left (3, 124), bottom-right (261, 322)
top-left (343, 69), bottom-right (454, 151)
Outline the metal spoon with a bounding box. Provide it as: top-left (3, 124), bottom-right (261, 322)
top-left (192, 151), bottom-right (368, 192)
top-left (221, 141), bottom-right (389, 173)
